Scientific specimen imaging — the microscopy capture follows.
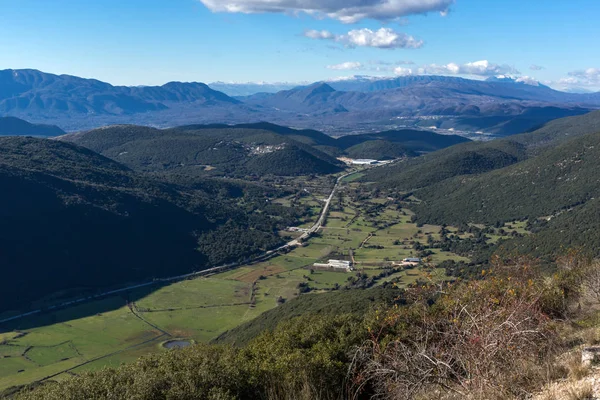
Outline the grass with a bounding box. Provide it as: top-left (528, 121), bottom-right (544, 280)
top-left (0, 192), bottom-right (472, 392)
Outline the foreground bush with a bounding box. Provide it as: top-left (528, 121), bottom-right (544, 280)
top-left (15, 257), bottom-right (593, 400)
top-left (348, 258), bottom-right (569, 399)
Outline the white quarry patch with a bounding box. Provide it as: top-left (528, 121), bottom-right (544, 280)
top-left (247, 143), bottom-right (286, 156)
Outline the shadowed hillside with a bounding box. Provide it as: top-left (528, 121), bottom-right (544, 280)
top-left (0, 137), bottom-right (297, 313)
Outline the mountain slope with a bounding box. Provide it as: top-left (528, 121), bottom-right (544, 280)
top-left (214, 287), bottom-right (403, 346)
top-left (335, 129), bottom-right (471, 153)
top-left (0, 137), bottom-right (290, 313)
top-left (345, 140), bottom-right (417, 160)
top-left (2, 69), bottom-right (599, 134)
top-left (412, 131), bottom-right (600, 226)
top-left (362, 139), bottom-right (528, 190)
top-left (0, 69), bottom-right (240, 117)
top-left (362, 110), bottom-right (600, 190)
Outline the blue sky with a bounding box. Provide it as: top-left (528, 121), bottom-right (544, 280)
top-left (1, 0), bottom-right (599, 90)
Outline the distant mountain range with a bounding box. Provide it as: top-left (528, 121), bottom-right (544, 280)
top-left (208, 82), bottom-right (301, 97)
top-left (1, 69), bottom-right (599, 135)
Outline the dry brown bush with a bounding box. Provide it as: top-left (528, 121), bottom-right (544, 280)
top-left (348, 258), bottom-right (568, 400)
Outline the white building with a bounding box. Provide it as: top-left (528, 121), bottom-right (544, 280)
top-left (313, 259), bottom-right (354, 272)
top-left (351, 159), bottom-right (378, 165)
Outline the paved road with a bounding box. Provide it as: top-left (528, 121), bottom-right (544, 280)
top-left (0, 171), bottom-right (358, 325)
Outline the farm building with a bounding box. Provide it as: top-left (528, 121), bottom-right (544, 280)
top-left (313, 259), bottom-right (354, 272)
top-left (351, 159), bottom-right (379, 165)
top-left (403, 258), bottom-right (422, 263)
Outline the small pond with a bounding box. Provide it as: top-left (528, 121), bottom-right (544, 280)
top-left (163, 340), bottom-right (192, 350)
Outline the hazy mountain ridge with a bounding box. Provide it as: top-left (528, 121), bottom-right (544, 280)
top-left (0, 69), bottom-right (240, 117)
top-left (2, 69), bottom-right (598, 134)
top-left (0, 116), bottom-right (65, 136)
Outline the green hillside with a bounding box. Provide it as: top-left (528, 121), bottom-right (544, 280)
top-left (510, 109), bottom-right (600, 150)
top-left (60, 125), bottom-right (344, 177)
top-left (177, 122), bottom-right (340, 148)
top-left (345, 140), bottom-right (417, 160)
top-left (362, 111), bottom-right (600, 191)
top-left (0, 137), bottom-right (298, 313)
top-left (335, 129), bottom-right (471, 153)
top-left (214, 287), bottom-right (404, 346)
top-left (411, 131), bottom-right (600, 227)
top-left (361, 139), bottom-right (528, 190)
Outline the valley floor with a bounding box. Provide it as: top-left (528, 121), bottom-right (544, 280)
top-left (0, 172), bottom-right (523, 392)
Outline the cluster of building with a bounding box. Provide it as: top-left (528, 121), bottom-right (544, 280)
top-left (313, 259), bottom-right (354, 272)
top-left (396, 257), bottom-right (422, 267)
top-left (287, 227), bottom-right (309, 233)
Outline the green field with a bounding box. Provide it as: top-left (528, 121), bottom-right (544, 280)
top-left (0, 180), bottom-right (476, 392)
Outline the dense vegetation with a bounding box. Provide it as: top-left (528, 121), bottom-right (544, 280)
top-left (360, 111), bottom-right (600, 259)
top-left (60, 123), bottom-right (470, 178)
top-left (362, 139), bottom-right (528, 190)
top-left (344, 140), bottom-right (417, 160)
top-left (0, 137), bottom-right (303, 313)
top-left (214, 287), bottom-right (404, 346)
top-left (60, 125), bottom-right (344, 177)
top-left (412, 131), bottom-right (600, 227)
top-left (334, 129), bottom-right (470, 153)
top-left (15, 257), bottom-right (600, 400)
top-left (362, 110), bottom-right (600, 191)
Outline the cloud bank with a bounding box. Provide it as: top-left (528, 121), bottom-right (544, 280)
top-left (199, 0), bottom-right (454, 23)
top-left (327, 62), bottom-right (363, 70)
top-left (304, 28), bottom-right (423, 49)
top-left (564, 68), bottom-right (600, 87)
top-left (384, 60), bottom-right (520, 77)
top-left (416, 60), bottom-right (520, 77)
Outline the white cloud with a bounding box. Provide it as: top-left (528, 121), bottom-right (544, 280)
top-left (529, 64), bottom-right (544, 71)
top-left (304, 30), bottom-right (335, 40)
top-left (346, 28), bottom-right (423, 49)
top-left (327, 62), bottom-right (363, 70)
top-left (370, 60), bottom-right (414, 66)
top-left (199, 0), bottom-right (454, 23)
top-left (417, 60), bottom-right (520, 77)
top-left (515, 76), bottom-right (540, 86)
top-left (394, 67), bottom-right (413, 76)
top-left (569, 68), bottom-right (600, 84)
top-left (304, 27), bottom-right (423, 49)
top-left (553, 68), bottom-right (600, 90)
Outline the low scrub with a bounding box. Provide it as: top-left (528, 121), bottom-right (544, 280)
top-left (14, 257), bottom-right (599, 400)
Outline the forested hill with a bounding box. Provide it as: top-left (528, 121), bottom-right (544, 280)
top-left (334, 129), bottom-right (470, 153)
top-left (59, 123), bottom-right (469, 177)
top-left (360, 139), bottom-right (528, 190)
top-left (0, 116), bottom-right (65, 136)
top-left (409, 131), bottom-right (600, 258)
top-left (59, 125), bottom-right (345, 177)
top-left (361, 110), bottom-right (600, 191)
top-left (0, 137), bottom-right (296, 313)
top-left (360, 111), bottom-right (600, 258)
top-left (412, 131), bottom-right (600, 225)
